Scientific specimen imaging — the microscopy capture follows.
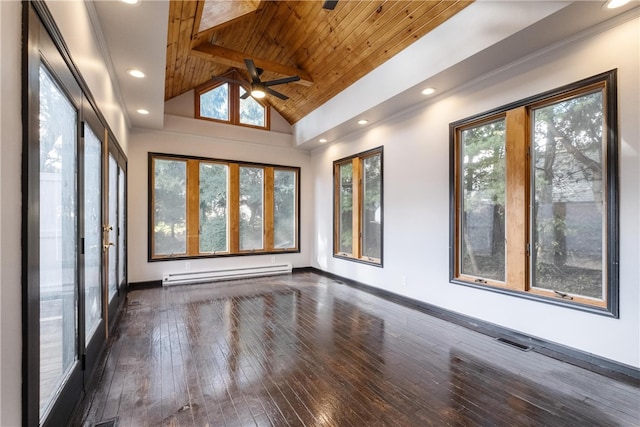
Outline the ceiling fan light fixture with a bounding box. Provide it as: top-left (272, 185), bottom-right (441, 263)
top-left (251, 83), bottom-right (266, 99)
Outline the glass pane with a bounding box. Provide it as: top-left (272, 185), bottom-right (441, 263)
top-left (274, 170), bottom-right (296, 249)
top-left (532, 90), bottom-right (605, 299)
top-left (84, 124), bottom-right (102, 341)
top-left (200, 83), bottom-right (229, 121)
top-left (460, 119), bottom-right (506, 282)
top-left (39, 65), bottom-right (78, 418)
top-left (108, 155), bottom-right (117, 301)
top-left (338, 162), bottom-right (353, 254)
top-left (362, 154), bottom-right (381, 260)
top-left (239, 166), bottom-right (264, 250)
top-left (118, 166), bottom-right (125, 286)
top-left (200, 162), bottom-right (228, 253)
top-left (153, 158), bottom-right (187, 256)
top-left (240, 87), bottom-right (266, 127)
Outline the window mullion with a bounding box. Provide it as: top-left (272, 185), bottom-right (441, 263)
top-left (264, 167), bottom-right (275, 251)
top-left (186, 160), bottom-right (200, 256)
top-left (505, 107), bottom-right (529, 291)
top-left (352, 158), bottom-right (362, 259)
top-left (229, 163), bottom-right (240, 252)
top-left (230, 82), bottom-right (239, 125)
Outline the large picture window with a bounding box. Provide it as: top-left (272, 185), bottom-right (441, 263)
top-left (150, 153), bottom-right (299, 260)
top-left (334, 147), bottom-right (383, 266)
top-left (450, 71), bottom-right (618, 316)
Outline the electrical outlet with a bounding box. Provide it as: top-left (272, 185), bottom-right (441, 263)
top-left (185, 262), bottom-right (191, 270)
top-left (401, 275), bottom-right (407, 286)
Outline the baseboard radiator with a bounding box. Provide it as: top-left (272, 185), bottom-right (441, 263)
top-left (162, 263), bottom-right (292, 286)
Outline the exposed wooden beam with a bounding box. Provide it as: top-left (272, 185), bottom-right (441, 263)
top-left (191, 43), bottom-right (314, 87)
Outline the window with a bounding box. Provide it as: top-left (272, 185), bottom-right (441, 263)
top-left (196, 70), bottom-right (269, 130)
top-left (334, 147), bottom-right (383, 265)
top-left (150, 153), bottom-right (299, 259)
top-left (451, 71), bottom-right (618, 316)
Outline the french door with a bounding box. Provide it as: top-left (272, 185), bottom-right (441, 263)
top-left (24, 4), bottom-right (127, 426)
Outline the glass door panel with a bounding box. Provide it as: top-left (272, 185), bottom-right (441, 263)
top-left (84, 124), bottom-right (103, 342)
top-left (38, 65), bottom-right (79, 418)
top-left (118, 166), bottom-right (126, 288)
top-left (108, 154), bottom-right (118, 302)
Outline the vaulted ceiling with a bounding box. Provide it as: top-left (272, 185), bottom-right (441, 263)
top-left (165, 0), bottom-right (472, 124)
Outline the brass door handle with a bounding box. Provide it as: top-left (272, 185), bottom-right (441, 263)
top-left (103, 242), bottom-right (115, 251)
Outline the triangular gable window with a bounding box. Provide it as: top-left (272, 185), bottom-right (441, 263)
top-left (196, 70), bottom-right (269, 130)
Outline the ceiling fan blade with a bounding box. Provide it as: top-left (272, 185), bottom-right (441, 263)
top-left (322, 0), bottom-right (338, 10)
top-left (266, 87), bottom-right (288, 100)
top-left (264, 75), bottom-right (300, 87)
top-left (244, 58), bottom-right (261, 83)
top-left (240, 91), bottom-right (250, 100)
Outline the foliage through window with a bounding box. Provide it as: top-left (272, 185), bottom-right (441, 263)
top-left (196, 70), bottom-right (269, 129)
top-left (150, 153), bottom-right (299, 259)
top-left (334, 147), bottom-right (383, 265)
top-left (451, 71), bottom-right (618, 316)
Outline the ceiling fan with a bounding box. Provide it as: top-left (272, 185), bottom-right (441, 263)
top-left (241, 58), bottom-right (300, 100)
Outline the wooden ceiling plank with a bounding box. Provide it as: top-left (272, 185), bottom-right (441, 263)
top-left (283, 1), bottom-right (443, 122)
top-left (191, 0), bottom-right (205, 44)
top-left (170, 1), bottom-right (199, 99)
top-left (299, 1), bottom-right (384, 75)
top-left (298, 1), bottom-right (471, 123)
top-left (231, 0), bottom-right (280, 59)
top-left (313, 1), bottom-right (435, 81)
top-left (164, 0), bottom-right (183, 99)
top-left (191, 43), bottom-right (314, 86)
top-left (346, 1), bottom-right (468, 74)
top-left (255, 2), bottom-right (306, 65)
top-left (264, 1), bottom-right (328, 69)
top-left (289, 0), bottom-right (374, 71)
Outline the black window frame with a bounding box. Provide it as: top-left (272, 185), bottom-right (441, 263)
top-left (449, 70), bottom-right (619, 317)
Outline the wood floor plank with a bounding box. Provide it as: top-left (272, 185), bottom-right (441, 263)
top-left (77, 272), bottom-right (640, 427)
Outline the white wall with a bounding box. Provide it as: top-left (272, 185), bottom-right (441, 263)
top-left (0, 2), bottom-right (23, 425)
top-left (47, 1), bottom-right (129, 151)
top-left (128, 115), bottom-right (312, 283)
top-left (311, 15), bottom-right (640, 367)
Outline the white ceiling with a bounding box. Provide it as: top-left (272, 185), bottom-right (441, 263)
top-left (90, 0), bottom-right (639, 148)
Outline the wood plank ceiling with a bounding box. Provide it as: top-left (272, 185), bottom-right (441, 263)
top-left (165, 0), bottom-right (473, 125)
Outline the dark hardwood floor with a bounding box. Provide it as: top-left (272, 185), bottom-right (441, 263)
top-left (77, 272), bottom-right (640, 427)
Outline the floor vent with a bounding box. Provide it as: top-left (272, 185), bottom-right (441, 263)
top-left (496, 337), bottom-right (533, 351)
top-left (93, 417), bottom-right (118, 427)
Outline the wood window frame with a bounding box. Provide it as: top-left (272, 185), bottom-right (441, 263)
top-left (194, 69), bottom-right (271, 130)
top-left (333, 147), bottom-right (383, 266)
top-left (148, 153), bottom-right (299, 260)
top-left (450, 70), bottom-right (619, 317)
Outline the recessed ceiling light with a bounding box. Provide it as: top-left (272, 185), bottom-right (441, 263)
top-left (605, 0), bottom-right (630, 8)
top-left (421, 87), bottom-right (436, 95)
top-left (319, 138), bottom-right (328, 143)
top-left (121, 0), bottom-right (140, 4)
top-left (358, 119), bottom-right (368, 125)
top-left (127, 69), bottom-right (145, 78)
top-left (136, 109), bottom-right (149, 115)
